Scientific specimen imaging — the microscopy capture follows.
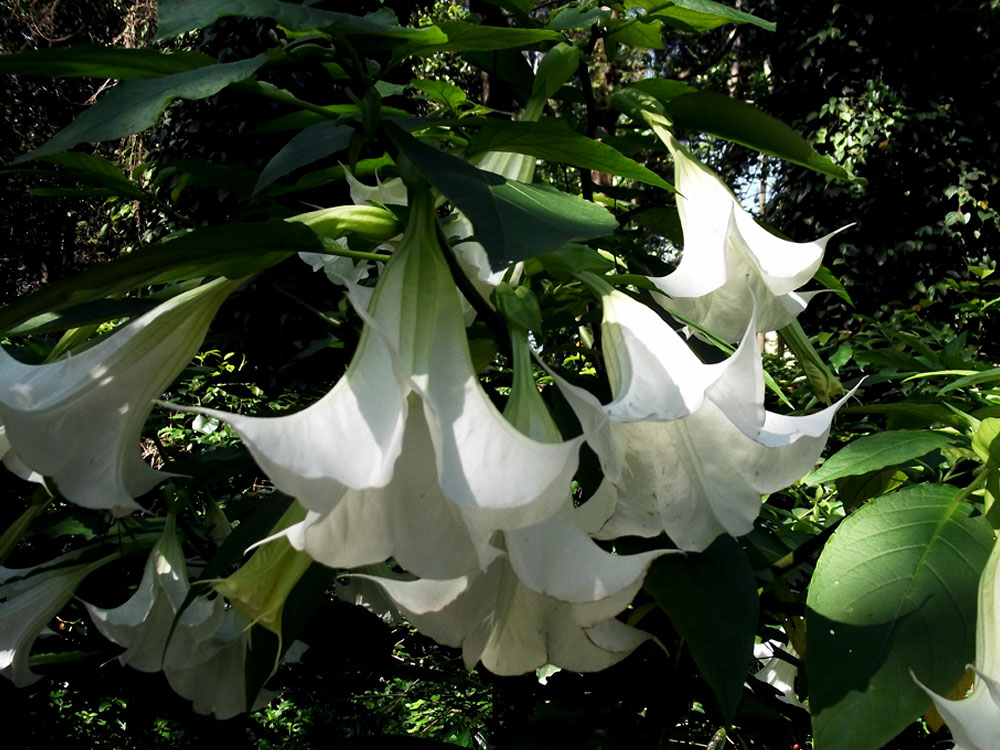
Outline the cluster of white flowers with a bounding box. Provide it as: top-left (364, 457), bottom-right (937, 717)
top-left (0, 141), bottom-right (848, 715)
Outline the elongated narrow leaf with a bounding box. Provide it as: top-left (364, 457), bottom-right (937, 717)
top-left (39, 153), bottom-right (148, 201)
top-left (0, 45), bottom-right (213, 78)
top-left (0, 223), bottom-right (322, 332)
top-left (465, 121), bottom-right (674, 191)
top-left (806, 485), bottom-right (993, 750)
top-left (254, 120), bottom-right (353, 194)
top-left (419, 20), bottom-right (560, 53)
top-left (941, 367), bottom-right (1000, 394)
top-left (156, 0), bottom-right (447, 45)
top-left (644, 536), bottom-right (758, 724)
top-left (628, 0), bottom-right (775, 32)
top-left (806, 430), bottom-right (954, 485)
top-left (664, 92), bottom-right (865, 184)
top-left (388, 123), bottom-right (617, 268)
top-left (17, 54), bottom-right (270, 162)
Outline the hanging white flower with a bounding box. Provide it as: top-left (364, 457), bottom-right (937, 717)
top-left (1, 553), bottom-right (116, 686)
top-left (171, 186), bottom-right (581, 581)
top-left (0, 278), bottom-right (241, 515)
top-left (914, 535), bottom-right (1000, 750)
top-left (649, 134), bottom-right (844, 341)
top-left (82, 515), bottom-right (226, 673)
top-left (361, 557), bottom-right (651, 676)
top-left (554, 280), bottom-right (850, 552)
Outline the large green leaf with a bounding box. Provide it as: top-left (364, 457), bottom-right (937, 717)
top-left (663, 92), bottom-right (865, 184)
top-left (416, 20), bottom-right (560, 54)
top-left (644, 536), bottom-right (758, 724)
top-left (156, 0), bottom-right (446, 46)
top-left (627, 0), bottom-right (775, 32)
top-left (0, 222), bottom-right (322, 333)
top-left (387, 123), bottom-right (618, 268)
top-left (465, 121), bottom-right (673, 191)
top-left (17, 54), bottom-right (270, 162)
top-left (806, 485), bottom-right (993, 750)
top-left (805, 430), bottom-right (955, 485)
top-left (254, 120), bottom-right (353, 194)
top-left (0, 45), bottom-right (213, 78)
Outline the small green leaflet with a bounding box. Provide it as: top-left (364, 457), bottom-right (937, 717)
top-left (465, 121), bottom-right (674, 191)
top-left (806, 430), bottom-right (955, 484)
top-left (17, 54), bottom-right (270, 162)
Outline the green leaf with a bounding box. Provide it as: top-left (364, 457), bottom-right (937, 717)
top-left (0, 223), bottom-right (322, 333)
top-left (806, 485), bottom-right (993, 750)
top-left (532, 243), bottom-right (616, 280)
top-left (412, 79), bottom-right (467, 111)
top-left (0, 45), bottom-right (214, 78)
top-left (547, 7), bottom-right (611, 30)
top-left (422, 20), bottom-right (560, 53)
top-left (17, 54), bottom-right (270, 162)
top-left (834, 468), bottom-right (907, 512)
top-left (38, 152), bottom-right (148, 201)
top-left (645, 536), bottom-right (758, 724)
top-left (813, 265), bottom-right (853, 304)
top-left (663, 92), bottom-right (865, 184)
top-left (806, 430), bottom-right (955, 485)
top-left (972, 418), bottom-right (1000, 465)
top-left (156, 0), bottom-right (447, 46)
top-left (465, 120), bottom-right (674, 191)
top-left (387, 123), bottom-right (618, 268)
top-left (628, 0), bottom-right (775, 32)
top-left (940, 366), bottom-right (1000, 394)
top-left (254, 120), bottom-right (353, 194)
top-left (607, 17), bottom-right (664, 50)
top-left (626, 77), bottom-right (697, 102)
top-left (532, 43), bottom-right (581, 100)
top-left (630, 206), bottom-right (683, 244)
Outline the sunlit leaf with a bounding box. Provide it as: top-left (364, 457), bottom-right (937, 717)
top-left (807, 485), bottom-right (993, 750)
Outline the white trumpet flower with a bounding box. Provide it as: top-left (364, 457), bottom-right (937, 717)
top-left (82, 515), bottom-right (225, 673)
top-left (650, 135), bottom-right (843, 341)
top-left (0, 278), bottom-right (240, 515)
top-left (1, 553), bottom-right (116, 686)
top-left (555, 280), bottom-right (848, 552)
top-left (174, 187), bottom-right (580, 580)
top-left (914, 535), bottom-right (1000, 750)
top-left (363, 558), bottom-right (651, 676)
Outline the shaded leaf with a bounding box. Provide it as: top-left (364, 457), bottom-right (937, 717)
top-left (465, 120), bottom-right (674, 191)
top-left (0, 223), bottom-right (322, 332)
top-left (645, 536), bottom-right (758, 724)
top-left (664, 92), bottom-right (865, 184)
top-left (806, 430), bottom-right (954, 485)
top-left (629, 0), bottom-right (775, 32)
top-left (806, 485), bottom-right (993, 750)
top-left (0, 45), bottom-right (213, 78)
top-left (254, 120), bottom-right (353, 193)
top-left (387, 122), bottom-right (617, 268)
top-left (17, 54), bottom-right (270, 162)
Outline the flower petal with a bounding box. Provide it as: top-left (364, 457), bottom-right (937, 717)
top-left (649, 135), bottom-right (843, 340)
top-left (0, 278), bottom-right (239, 515)
top-left (1, 556), bottom-right (114, 685)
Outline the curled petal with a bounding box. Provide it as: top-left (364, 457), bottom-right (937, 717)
top-left (1, 555), bottom-right (114, 686)
top-left (83, 516), bottom-right (225, 672)
top-left (650, 135), bottom-right (844, 340)
top-left (0, 278), bottom-right (239, 515)
top-left (365, 558), bottom-right (651, 676)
